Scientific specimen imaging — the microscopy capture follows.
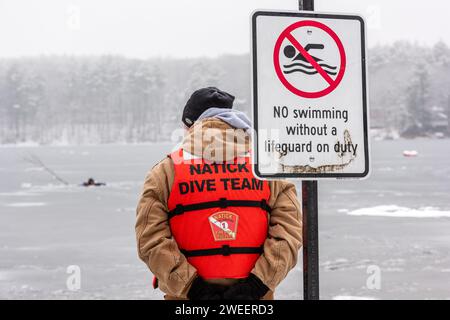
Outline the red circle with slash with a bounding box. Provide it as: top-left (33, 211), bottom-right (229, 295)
top-left (273, 20), bottom-right (346, 98)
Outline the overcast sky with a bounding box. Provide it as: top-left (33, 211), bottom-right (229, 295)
top-left (0, 0), bottom-right (448, 58)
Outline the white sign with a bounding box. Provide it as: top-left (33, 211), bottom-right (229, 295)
top-left (251, 10), bottom-right (369, 179)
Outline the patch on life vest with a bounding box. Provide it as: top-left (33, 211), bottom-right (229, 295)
top-left (208, 211), bottom-right (239, 241)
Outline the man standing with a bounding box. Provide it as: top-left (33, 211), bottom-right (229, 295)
top-left (136, 87), bottom-right (302, 300)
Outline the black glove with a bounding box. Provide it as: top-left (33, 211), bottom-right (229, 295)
top-left (223, 274), bottom-right (269, 300)
top-left (187, 277), bottom-right (226, 300)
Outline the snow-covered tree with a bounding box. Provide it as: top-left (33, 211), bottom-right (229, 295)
top-left (405, 61), bottom-right (432, 135)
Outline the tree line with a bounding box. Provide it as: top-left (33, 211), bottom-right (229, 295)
top-left (0, 41), bottom-right (449, 144)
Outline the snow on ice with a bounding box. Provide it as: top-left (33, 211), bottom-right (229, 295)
top-left (346, 205), bottom-right (450, 218)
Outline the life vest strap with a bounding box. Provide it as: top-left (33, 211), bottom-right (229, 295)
top-left (180, 245), bottom-right (263, 257)
top-left (168, 198), bottom-right (271, 219)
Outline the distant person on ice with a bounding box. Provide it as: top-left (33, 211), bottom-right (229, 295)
top-left (82, 178), bottom-right (105, 187)
top-left (135, 87), bottom-right (302, 300)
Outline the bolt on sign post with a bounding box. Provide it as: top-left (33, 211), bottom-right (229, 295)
top-left (250, 0), bottom-right (369, 299)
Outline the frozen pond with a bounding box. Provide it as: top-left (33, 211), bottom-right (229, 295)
top-left (1, 138), bottom-right (450, 299)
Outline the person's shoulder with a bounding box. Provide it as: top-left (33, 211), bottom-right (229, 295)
top-left (267, 179), bottom-right (298, 197)
top-left (149, 156), bottom-right (174, 177)
top-left (268, 178), bottom-right (295, 189)
top-left (142, 156), bottom-right (175, 201)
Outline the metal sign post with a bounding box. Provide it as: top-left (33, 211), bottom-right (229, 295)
top-left (300, 0), bottom-right (319, 303)
top-left (301, 179), bottom-right (319, 300)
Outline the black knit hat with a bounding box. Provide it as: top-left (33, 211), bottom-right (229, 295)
top-left (182, 87), bottom-right (235, 127)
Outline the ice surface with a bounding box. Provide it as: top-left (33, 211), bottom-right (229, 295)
top-left (1, 139), bottom-right (450, 299)
top-left (333, 295), bottom-right (376, 300)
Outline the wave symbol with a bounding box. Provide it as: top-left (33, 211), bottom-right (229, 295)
top-left (283, 62), bottom-right (337, 76)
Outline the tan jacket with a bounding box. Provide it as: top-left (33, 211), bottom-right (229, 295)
top-left (135, 118), bottom-right (302, 299)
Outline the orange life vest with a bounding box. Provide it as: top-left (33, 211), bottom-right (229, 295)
top-left (167, 148), bottom-right (271, 279)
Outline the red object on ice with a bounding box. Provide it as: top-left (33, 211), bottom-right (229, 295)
top-left (403, 150), bottom-right (418, 157)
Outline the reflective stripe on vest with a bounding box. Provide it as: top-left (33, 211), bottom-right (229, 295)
top-left (167, 148), bottom-right (270, 279)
